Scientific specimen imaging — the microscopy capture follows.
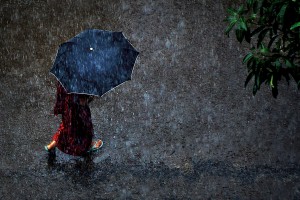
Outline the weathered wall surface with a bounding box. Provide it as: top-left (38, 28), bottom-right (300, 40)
top-left (1, 0), bottom-right (300, 199)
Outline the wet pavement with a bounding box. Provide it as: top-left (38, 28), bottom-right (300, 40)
top-left (1, 146), bottom-right (300, 199)
top-left (1, 0), bottom-right (300, 199)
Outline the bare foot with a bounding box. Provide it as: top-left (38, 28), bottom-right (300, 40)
top-left (89, 139), bottom-right (103, 152)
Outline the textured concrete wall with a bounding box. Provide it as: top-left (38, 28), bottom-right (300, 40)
top-left (1, 0), bottom-right (300, 198)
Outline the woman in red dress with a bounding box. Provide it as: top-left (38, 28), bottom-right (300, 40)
top-left (45, 81), bottom-right (103, 156)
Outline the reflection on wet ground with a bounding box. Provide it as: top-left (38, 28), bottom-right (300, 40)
top-left (1, 149), bottom-right (300, 199)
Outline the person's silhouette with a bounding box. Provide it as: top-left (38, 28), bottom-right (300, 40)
top-left (45, 81), bottom-right (103, 156)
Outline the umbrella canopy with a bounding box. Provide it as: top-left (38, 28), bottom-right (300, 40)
top-left (50, 29), bottom-right (139, 96)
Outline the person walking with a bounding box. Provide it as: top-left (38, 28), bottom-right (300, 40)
top-left (45, 81), bottom-right (103, 156)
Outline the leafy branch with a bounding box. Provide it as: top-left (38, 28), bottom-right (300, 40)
top-left (225, 0), bottom-right (300, 98)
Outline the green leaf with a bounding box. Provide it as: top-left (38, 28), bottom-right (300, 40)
top-left (260, 47), bottom-right (269, 54)
top-left (270, 75), bottom-right (274, 88)
top-left (257, 28), bottom-right (270, 48)
top-left (253, 84), bottom-right (258, 95)
top-left (236, 29), bottom-right (245, 43)
top-left (249, 13), bottom-right (257, 21)
top-left (250, 25), bottom-right (265, 37)
top-left (290, 22), bottom-right (300, 30)
top-left (247, 0), bottom-right (254, 7)
top-left (253, 0), bottom-right (259, 13)
top-left (277, 4), bottom-right (288, 23)
top-left (243, 52), bottom-right (253, 64)
top-left (227, 8), bottom-right (237, 16)
top-left (225, 20), bottom-right (237, 36)
top-left (260, 43), bottom-right (269, 54)
top-left (237, 5), bottom-right (244, 14)
top-left (239, 18), bottom-right (247, 31)
top-left (285, 59), bottom-right (293, 68)
top-left (247, 57), bottom-right (256, 70)
top-left (275, 60), bottom-right (281, 70)
top-left (226, 16), bottom-right (237, 23)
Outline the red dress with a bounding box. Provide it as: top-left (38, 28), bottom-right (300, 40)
top-left (52, 82), bottom-right (94, 156)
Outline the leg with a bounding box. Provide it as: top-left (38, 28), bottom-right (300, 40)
top-left (46, 141), bottom-right (57, 150)
top-left (45, 122), bottom-right (63, 152)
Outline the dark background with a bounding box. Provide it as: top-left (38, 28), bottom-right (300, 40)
top-left (1, 0), bottom-right (299, 199)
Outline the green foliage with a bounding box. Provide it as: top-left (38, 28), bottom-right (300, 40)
top-left (225, 0), bottom-right (300, 98)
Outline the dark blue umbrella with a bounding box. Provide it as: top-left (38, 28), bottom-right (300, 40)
top-left (50, 29), bottom-right (139, 96)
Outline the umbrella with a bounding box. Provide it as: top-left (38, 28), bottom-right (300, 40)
top-left (50, 29), bottom-right (139, 96)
